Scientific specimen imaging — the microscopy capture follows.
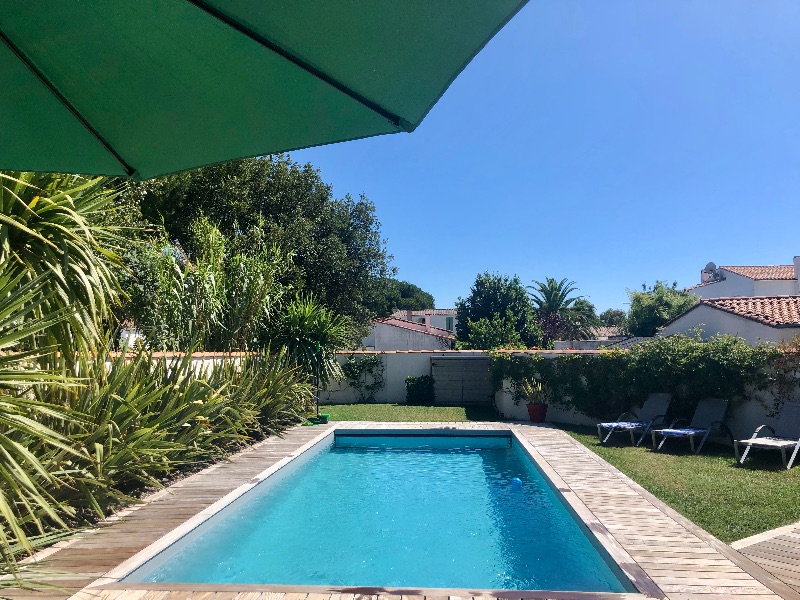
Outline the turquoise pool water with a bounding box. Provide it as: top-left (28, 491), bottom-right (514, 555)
top-left (124, 432), bottom-right (631, 592)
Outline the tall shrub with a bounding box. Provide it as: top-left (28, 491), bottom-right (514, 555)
top-left (17, 347), bottom-right (313, 557)
top-left (120, 219), bottom-right (292, 351)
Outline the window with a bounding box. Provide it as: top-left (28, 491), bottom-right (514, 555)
top-left (446, 317), bottom-right (454, 331)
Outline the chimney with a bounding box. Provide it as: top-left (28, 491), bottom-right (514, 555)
top-left (701, 261), bottom-right (717, 284)
top-left (424, 312), bottom-right (431, 332)
top-left (794, 256), bottom-right (800, 292)
top-left (406, 309), bottom-right (413, 322)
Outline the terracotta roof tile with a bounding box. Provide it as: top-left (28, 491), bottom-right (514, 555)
top-left (701, 295), bottom-right (800, 328)
top-left (589, 325), bottom-right (624, 339)
top-left (719, 265), bottom-right (796, 280)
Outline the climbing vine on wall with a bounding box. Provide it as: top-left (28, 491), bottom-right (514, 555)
top-left (492, 333), bottom-right (791, 420)
top-left (342, 353), bottom-right (386, 403)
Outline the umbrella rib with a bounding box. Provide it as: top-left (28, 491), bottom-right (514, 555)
top-left (0, 27), bottom-right (138, 178)
top-left (185, 0), bottom-right (414, 133)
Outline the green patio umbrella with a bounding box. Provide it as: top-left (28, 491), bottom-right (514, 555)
top-left (0, 1), bottom-right (527, 180)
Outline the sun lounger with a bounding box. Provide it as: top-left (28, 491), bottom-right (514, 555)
top-left (734, 401), bottom-right (800, 469)
top-left (651, 398), bottom-right (731, 454)
top-left (597, 393), bottom-right (671, 446)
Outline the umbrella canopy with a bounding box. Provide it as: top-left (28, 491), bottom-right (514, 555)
top-left (0, 1), bottom-right (527, 179)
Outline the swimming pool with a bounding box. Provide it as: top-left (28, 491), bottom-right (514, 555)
top-left (121, 430), bottom-right (634, 593)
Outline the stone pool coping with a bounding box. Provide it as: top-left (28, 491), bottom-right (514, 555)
top-left (6, 422), bottom-right (798, 600)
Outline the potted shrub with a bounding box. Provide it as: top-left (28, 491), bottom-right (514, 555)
top-left (516, 378), bottom-right (549, 423)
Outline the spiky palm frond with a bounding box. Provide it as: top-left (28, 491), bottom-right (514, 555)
top-left (0, 267), bottom-right (80, 562)
top-left (528, 277), bottom-right (581, 315)
top-left (268, 294), bottom-right (353, 388)
top-left (0, 172), bottom-right (123, 362)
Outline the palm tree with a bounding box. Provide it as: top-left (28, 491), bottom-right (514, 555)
top-left (528, 278), bottom-right (598, 344)
top-left (528, 277), bottom-right (581, 315)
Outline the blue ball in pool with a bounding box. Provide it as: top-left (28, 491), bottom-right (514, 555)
top-left (511, 477), bottom-right (523, 489)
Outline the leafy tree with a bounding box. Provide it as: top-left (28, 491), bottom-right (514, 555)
top-left (136, 156), bottom-right (394, 330)
top-left (528, 277), bottom-right (598, 344)
top-left (626, 281), bottom-right (699, 337)
top-left (569, 298), bottom-right (602, 339)
top-left (599, 308), bottom-right (627, 328)
top-left (459, 312), bottom-right (525, 350)
top-left (370, 278), bottom-right (435, 316)
top-left (456, 273), bottom-right (542, 348)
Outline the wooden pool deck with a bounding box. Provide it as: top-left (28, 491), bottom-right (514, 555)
top-left (5, 422), bottom-right (799, 600)
top-left (732, 520), bottom-right (800, 594)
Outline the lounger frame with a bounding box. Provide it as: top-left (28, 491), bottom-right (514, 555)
top-left (735, 401), bottom-right (800, 469)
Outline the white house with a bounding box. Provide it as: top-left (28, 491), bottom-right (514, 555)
top-left (664, 257), bottom-right (800, 344)
top-left (660, 295), bottom-right (800, 344)
top-left (689, 260), bottom-right (799, 299)
top-left (361, 317), bottom-right (455, 351)
top-left (390, 308), bottom-right (457, 332)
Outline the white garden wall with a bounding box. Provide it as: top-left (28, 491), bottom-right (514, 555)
top-left (134, 350), bottom-right (794, 443)
top-left (107, 351), bottom-right (245, 378)
top-left (320, 350), bottom-right (487, 404)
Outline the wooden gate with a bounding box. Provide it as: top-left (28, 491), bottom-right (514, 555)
top-left (430, 356), bottom-right (493, 405)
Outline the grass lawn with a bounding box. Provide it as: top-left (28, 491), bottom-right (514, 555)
top-left (562, 424), bottom-right (800, 544)
top-left (322, 403), bottom-right (500, 422)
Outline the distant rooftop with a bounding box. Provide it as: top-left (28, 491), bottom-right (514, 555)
top-left (390, 308), bottom-right (456, 318)
top-left (719, 265), bottom-right (796, 280)
top-left (700, 296), bottom-right (800, 328)
top-left (589, 325), bottom-right (624, 339)
top-left (375, 317), bottom-right (456, 339)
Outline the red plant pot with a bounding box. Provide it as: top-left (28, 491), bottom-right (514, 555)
top-left (526, 402), bottom-right (548, 423)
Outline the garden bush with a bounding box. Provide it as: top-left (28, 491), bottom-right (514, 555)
top-left (0, 171), bottom-right (320, 587)
top-left (406, 375), bottom-right (435, 406)
top-left (492, 334), bottom-right (788, 420)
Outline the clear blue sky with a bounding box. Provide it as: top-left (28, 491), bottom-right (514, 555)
top-left (293, 1), bottom-right (800, 313)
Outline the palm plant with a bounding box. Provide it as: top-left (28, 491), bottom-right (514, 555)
top-left (0, 172), bottom-right (123, 362)
top-left (267, 295), bottom-right (353, 389)
top-left (528, 277), bottom-right (581, 314)
top-left (0, 267), bottom-right (82, 573)
top-left (528, 277), bottom-right (598, 344)
top-left (43, 348), bottom-right (233, 514)
top-left (35, 344), bottom-right (314, 520)
top-left (211, 348), bottom-right (315, 435)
